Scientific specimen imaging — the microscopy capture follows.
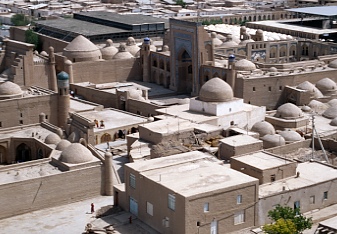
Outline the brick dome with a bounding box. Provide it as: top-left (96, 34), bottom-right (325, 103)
top-left (199, 77), bottom-right (233, 102)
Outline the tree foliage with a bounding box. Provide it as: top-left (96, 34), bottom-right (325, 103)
top-left (263, 205), bottom-right (313, 234)
top-left (25, 29), bottom-right (40, 50)
top-left (175, 0), bottom-right (186, 8)
top-left (263, 218), bottom-right (297, 234)
top-left (202, 19), bottom-right (223, 25)
top-left (11, 14), bottom-right (30, 26)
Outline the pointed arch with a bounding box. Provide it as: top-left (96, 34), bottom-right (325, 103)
top-left (16, 143), bottom-right (32, 162)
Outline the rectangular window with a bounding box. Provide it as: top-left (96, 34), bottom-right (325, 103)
top-left (146, 202), bottom-right (153, 216)
top-left (204, 202), bottom-right (209, 212)
top-left (19, 120), bottom-right (23, 124)
top-left (253, 87), bottom-right (256, 92)
top-left (268, 86), bottom-right (271, 92)
top-left (310, 196), bottom-right (315, 204)
top-left (324, 191), bottom-right (328, 200)
top-left (46, 115), bottom-right (48, 120)
top-left (271, 174), bottom-right (276, 182)
top-left (237, 195), bottom-right (242, 204)
top-left (234, 210), bottom-right (245, 225)
top-left (168, 194), bottom-right (175, 211)
top-left (129, 173), bottom-right (136, 189)
top-left (279, 86), bottom-right (282, 91)
top-left (0, 122), bottom-right (2, 127)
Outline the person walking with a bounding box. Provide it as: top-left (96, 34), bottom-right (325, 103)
top-left (91, 203), bottom-right (95, 213)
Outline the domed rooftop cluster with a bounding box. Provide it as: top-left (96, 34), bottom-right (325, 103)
top-left (275, 103), bottom-right (303, 119)
top-left (251, 121), bottom-right (303, 148)
top-left (199, 77), bottom-right (233, 102)
top-left (278, 130), bottom-right (303, 143)
top-left (204, 24), bottom-right (293, 42)
top-left (64, 36), bottom-right (144, 62)
top-left (0, 81), bottom-right (23, 99)
top-left (100, 39), bottom-right (118, 60)
top-left (296, 81), bottom-right (323, 98)
top-left (60, 143), bottom-right (94, 164)
top-left (114, 43), bottom-right (134, 60)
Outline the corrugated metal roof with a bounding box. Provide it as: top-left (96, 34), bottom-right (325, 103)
top-left (286, 6), bottom-right (337, 17)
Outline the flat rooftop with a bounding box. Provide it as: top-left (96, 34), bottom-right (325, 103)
top-left (233, 151), bottom-right (293, 170)
top-left (127, 151), bottom-right (258, 197)
top-left (0, 124), bottom-right (54, 141)
top-left (70, 98), bottom-right (100, 113)
top-left (75, 11), bottom-right (168, 26)
top-left (286, 6), bottom-right (337, 17)
top-left (0, 161), bottom-right (60, 185)
top-left (78, 109), bottom-right (146, 133)
top-left (248, 19), bottom-right (337, 36)
top-left (35, 18), bottom-right (128, 36)
top-left (259, 161), bottom-right (337, 197)
top-left (140, 117), bottom-right (196, 134)
top-left (220, 134), bottom-right (261, 147)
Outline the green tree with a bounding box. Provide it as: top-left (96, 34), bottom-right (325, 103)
top-left (175, 0), bottom-right (186, 8)
top-left (263, 205), bottom-right (313, 234)
top-left (25, 29), bottom-right (40, 50)
top-left (263, 218), bottom-right (297, 234)
top-left (11, 14), bottom-right (30, 26)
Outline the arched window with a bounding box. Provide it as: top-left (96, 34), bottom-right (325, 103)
top-left (188, 65), bottom-right (192, 74)
top-left (37, 148), bottom-right (44, 159)
top-left (16, 143), bottom-right (32, 162)
top-left (101, 133), bottom-right (112, 143)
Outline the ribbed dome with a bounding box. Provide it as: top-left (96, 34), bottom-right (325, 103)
top-left (0, 81), bottom-right (23, 96)
top-left (234, 59), bottom-right (256, 71)
top-left (275, 103), bottom-right (303, 119)
top-left (114, 43), bottom-right (134, 59)
top-left (251, 121), bottom-right (275, 137)
top-left (316, 78), bottom-right (337, 94)
top-left (261, 134), bottom-right (285, 149)
top-left (279, 130), bottom-right (303, 143)
top-left (297, 81), bottom-right (323, 98)
top-left (100, 39), bottom-right (118, 60)
top-left (328, 59), bottom-right (337, 68)
top-left (56, 139), bottom-right (71, 151)
top-left (60, 143), bottom-right (93, 164)
top-left (63, 35), bottom-right (102, 62)
top-left (57, 71), bottom-right (69, 80)
top-left (323, 106), bottom-right (337, 119)
top-left (44, 133), bottom-right (61, 145)
top-left (199, 77), bottom-right (233, 102)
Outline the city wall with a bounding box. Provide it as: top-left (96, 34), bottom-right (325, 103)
top-left (0, 165), bottom-right (102, 219)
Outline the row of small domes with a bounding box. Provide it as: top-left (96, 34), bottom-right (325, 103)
top-left (44, 133), bottom-right (94, 164)
top-left (62, 35), bottom-right (156, 62)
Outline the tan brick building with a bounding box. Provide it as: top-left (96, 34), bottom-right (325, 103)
top-left (114, 151), bottom-right (259, 234)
